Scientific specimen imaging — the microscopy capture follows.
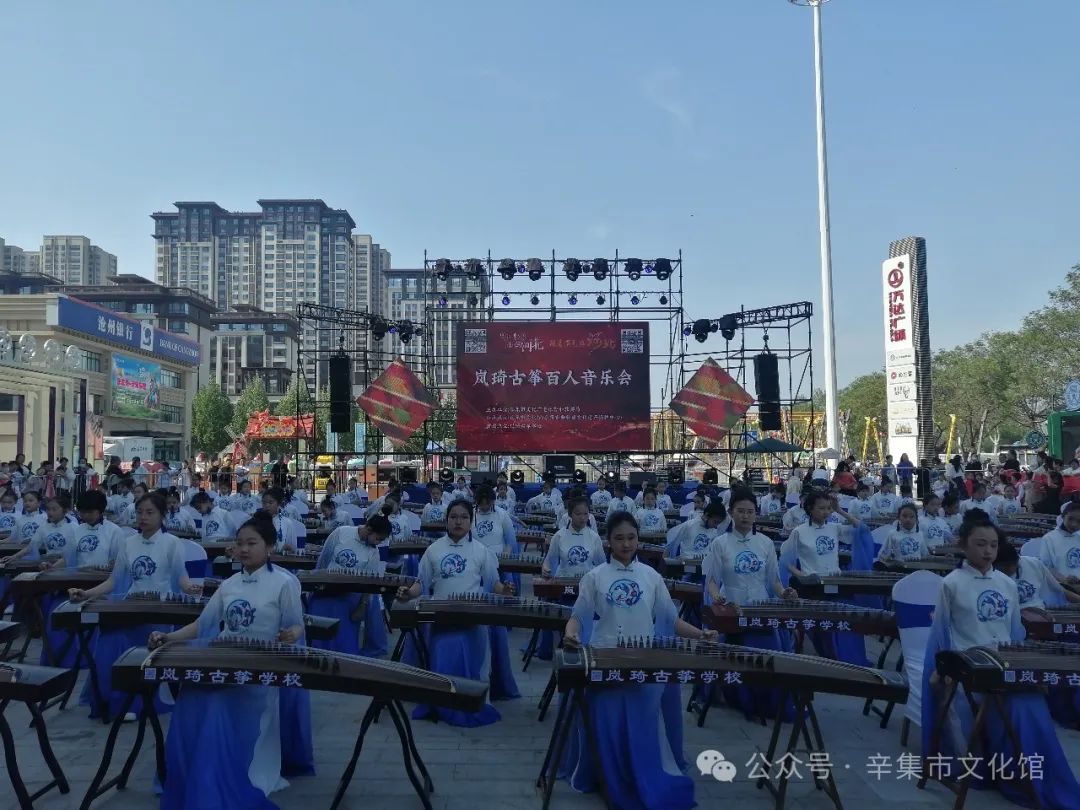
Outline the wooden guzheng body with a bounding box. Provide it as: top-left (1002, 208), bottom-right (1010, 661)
top-left (390, 594), bottom-right (571, 632)
top-left (51, 593), bottom-right (340, 641)
top-left (212, 550), bottom-right (321, 576)
top-left (874, 557), bottom-right (958, 575)
top-left (112, 638), bottom-right (489, 709)
top-left (388, 538), bottom-right (433, 556)
top-left (936, 641), bottom-right (1080, 691)
top-left (295, 569), bottom-right (417, 596)
top-left (420, 522), bottom-right (446, 533)
top-left (705, 599), bottom-right (897, 637)
top-left (789, 570), bottom-right (906, 599)
top-left (556, 638), bottom-right (908, 701)
top-left (10, 566), bottom-right (113, 597)
top-left (496, 553), bottom-right (544, 574)
top-left (1022, 606), bottom-right (1080, 640)
top-left (1, 558), bottom-right (59, 576)
top-left (532, 576), bottom-right (702, 605)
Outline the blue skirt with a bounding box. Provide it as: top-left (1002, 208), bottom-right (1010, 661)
top-left (308, 593), bottom-right (387, 658)
top-left (82, 625), bottom-right (172, 719)
top-left (38, 592), bottom-right (81, 668)
top-left (719, 630), bottom-right (795, 723)
top-left (406, 626), bottom-right (500, 727)
top-left (1047, 685), bottom-right (1080, 731)
top-left (488, 625), bottom-right (521, 700)
top-left (927, 682), bottom-right (1080, 809)
top-left (559, 684), bottom-right (694, 810)
top-left (279, 688), bottom-right (314, 778)
top-left (161, 685), bottom-right (281, 810)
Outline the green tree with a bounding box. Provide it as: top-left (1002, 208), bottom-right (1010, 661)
top-left (837, 373), bottom-right (887, 460)
top-left (274, 375), bottom-right (314, 418)
top-left (231, 377), bottom-right (271, 437)
top-left (190, 382), bottom-right (233, 456)
top-left (398, 402), bottom-right (457, 455)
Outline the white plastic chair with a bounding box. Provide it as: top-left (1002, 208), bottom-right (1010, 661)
top-left (403, 511), bottom-right (421, 537)
top-left (339, 504), bottom-right (365, 526)
top-left (181, 539), bottom-right (209, 582)
top-left (871, 523), bottom-right (893, 559)
top-left (229, 509), bottom-right (251, 531)
top-left (287, 517), bottom-right (307, 542)
top-left (1020, 536), bottom-right (1043, 558)
top-left (891, 570), bottom-right (943, 746)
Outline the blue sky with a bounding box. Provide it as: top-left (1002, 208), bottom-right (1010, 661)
top-left (2, 0), bottom-right (1078, 387)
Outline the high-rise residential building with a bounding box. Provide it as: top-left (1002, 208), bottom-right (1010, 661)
top-left (209, 306), bottom-right (298, 403)
top-left (1, 237), bottom-right (42, 276)
top-left (40, 235), bottom-right (117, 285)
top-left (152, 199), bottom-right (363, 389)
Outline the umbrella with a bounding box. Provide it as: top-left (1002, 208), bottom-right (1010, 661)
top-left (740, 437), bottom-right (806, 454)
top-left (815, 447), bottom-right (841, 460)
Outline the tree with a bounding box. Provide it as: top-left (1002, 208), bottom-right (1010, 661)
top-left (837, 373), bottom-right (887, 460)
top-left (231, 377), bottom-right (271, 437)
top-left (274, 375), bottom-right (314, 419)
top-left (191, 383), bottom-right (233, 456)
top-left (398, 403), bottom-right (457, 455)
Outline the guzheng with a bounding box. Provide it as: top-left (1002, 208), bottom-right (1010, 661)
top-left (514, 530), bottom-right (551, 548)
top-left (10, 566), bottom-right (114, 598)
top-left (0, 620), bottom-right (24, 645)
top-left (496, 553), bottom-right (544, 575)
top-left (531, 576), bottom-right (702, 605)
top-left (388, 538), bottom-right (433, 556)
top-left (211, 551), bottom-right (320, 577)
top-left (936, 641), bottom-right (1080, 692)
top-left (556, 638), bottom-right (908, 702)
top-left (662, 555), bottom-right (706, 578)
top-left (789, 570), bottom-right (906, 599)
top-left (50, 592), bottom-right (340, 641)
top-left (420, 522), bottom-right (446, 533)
top-left (390, 594), bottom-right (571, 632)
top-left (520, 514), bottom-right (557, 527)
top-left (874, 557), bottom-right (958, 575)
top-left (1, 558), bottom-right (60, 576)
top-left (111, 639), bottom-right (489, 711)
top-left (295, 569), bottom-right (417, 596)
top-left (705, 599), bottom-right (897, 637)
top-left (0, 660), bottom-right (76, 703)
top-left (1021, 606), bottom-right (1080, 640)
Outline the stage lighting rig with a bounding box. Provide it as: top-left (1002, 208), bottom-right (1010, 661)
top-left (435, 258), bottom-right (452, 282)
top-left (563, 258), bottom-right (582, 282)
top-left (691, 319), bottom-right (718, 343)
top-left (371, 317), bottom-right (388, 340)
top-left (625, 258), bottom-right (643, 281)
top-left (654, 258), bottom-right (672, 281)
top-left (526, 258), bottom-right (544, 281)
top-left (718, 314), bottom-right (738, 340)
top-left (530, 294), bottom-right (540, 306)
top-left (465, 258), bottom-right (483, 281)
top-left (498, 258), bottom-right (516, 281)
top-left (399, 321), bottom-right (417, 343)
top-left (591, 258), bottom-right (609, 281)
top-left (467, 293), bottom-right (479, 306)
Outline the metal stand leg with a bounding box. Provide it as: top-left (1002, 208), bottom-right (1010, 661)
top-left (538, 687), bottom-right (578, 810)
top-left (537, 671), bottom-right (557, 721)
top-left (388, 699), bottom-right (434, 793)
top-left (80, 692), bottom-right (139, 810)
top-left (0, 703), bottom-right (33, 809)
top-left (330, 698), bottom-right (382, 810)
top-left (26, 700), bottom-right (70, 795)
top-left (521, 629), bottom-right (540, 670)
top-left (384, 700), bottom-right (433, 810)
top-left (918, 679), bottom-right (959, 791)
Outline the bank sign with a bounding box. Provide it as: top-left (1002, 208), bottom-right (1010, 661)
top-left (50, 296), bottom-right (201, 366)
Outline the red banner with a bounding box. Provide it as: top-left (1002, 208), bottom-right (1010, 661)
top-left (456, 321), bottom-right (651, 452)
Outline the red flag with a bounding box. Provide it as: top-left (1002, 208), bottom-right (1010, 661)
top-left (356, 359), bottom-right (438, 444)
top-left (668, 358), bottom-right (754, 445)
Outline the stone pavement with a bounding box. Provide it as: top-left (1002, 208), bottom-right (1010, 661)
top-left (4, 626), bottom-right (1078, 809)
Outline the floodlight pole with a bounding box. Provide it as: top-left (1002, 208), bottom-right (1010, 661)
top-left (790, 0), bottom-right (839, 456)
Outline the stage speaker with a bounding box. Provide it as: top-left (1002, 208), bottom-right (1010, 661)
top-left (754, 352), bottom-right (782, 431)
top-left (702, 468), bottom-right (719, 486)
top-left (471, 471), bottom-right (496, 488)
top-left (544, 454), bottom-right (575, 477)
top-left (915, 465), bottom-right (931, 500)
top-left (628, 472), bottom-right (656, 489)
top-left (328, 356), bottom-right (351, 433)
top-left (510, 470), bottom-right (525, 485)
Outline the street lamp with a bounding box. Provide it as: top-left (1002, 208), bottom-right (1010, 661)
top-left (789, 0), bottom-right (839, 456)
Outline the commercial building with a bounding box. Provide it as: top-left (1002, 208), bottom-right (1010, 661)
top-left (209, 306), bottom-right (298, 403)
top-left (0, 294), bottom-right (202, 465)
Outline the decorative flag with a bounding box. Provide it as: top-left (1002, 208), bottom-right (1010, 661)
top-left (244, 409), bottom-right (314, 440)
top-left (356, 359), bottom-right (438, 444)
top-left (668, 358), bottom-right (754, 445)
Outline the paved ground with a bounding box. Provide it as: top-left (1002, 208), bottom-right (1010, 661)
top-left (5, 617), bottom-right (1079, 809)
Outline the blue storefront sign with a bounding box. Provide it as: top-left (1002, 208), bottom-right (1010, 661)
top-left (51, 296), bottom-right (201, 365)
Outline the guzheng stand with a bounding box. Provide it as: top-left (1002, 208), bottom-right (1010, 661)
top-left (0, 620), bottom-right (25, 662)
top-left (0, 656), bottom-right (75, 809)
top-left (917, 679), bottom-right (1043, 810)
top-left (82, 680), bottom-right (441, 810)
top-left (390, 626), bottom-right (430, 669)
top-left (538, 678), bottom-right (844, 810)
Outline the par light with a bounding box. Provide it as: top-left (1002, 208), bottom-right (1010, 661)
top-left (691, 318), bottom-right (717, 344)
top-left (467, 293), bottom-right (479, 307)
top-left (498, 258), bottom-right (516, 281)
top-left (659, 295), bottom-right (668, 305)
top-left (630, 295), bottom-right (641, 306)
top-left (435, 258), bottom-right (451, 282)
top-left (501, 295), bottom-right (511, 306)
top-left (465, 258), bottom-right (483, 281)
top-left (591, 258), bottom-right (609, 281)
top-left (568, 295), bottom-right (578, 305)
top-left (399, 320), bottom-right (416, 344)
top-left (438, 295), bottom-right (448, 307)
top-left (718, 314), bottom-right (738, 341)
top-left (625, 258), bottom-right (643, 281)
top-left (526, 258), bottom-right (544, 281)
top-left (596, 294), bottom-right (605, 305)
top-left (530, 294), bottom-right (540, 306)
top-left (371, 317), bottom-right (388, 340)
top-left (654, 258), bottom-right (672, 281)
top-left (563, 258), bottom-right (581, 282)
top-left (682, 326), bottom-right (693, 337)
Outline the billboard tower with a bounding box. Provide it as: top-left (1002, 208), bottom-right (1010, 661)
top-left (883, 237), bottom-right (934, 465)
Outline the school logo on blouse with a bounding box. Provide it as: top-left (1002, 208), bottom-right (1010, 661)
top-left (927, 524), bottom-right (944, 540)
top-left (606, 578), bottom-right (643, 608)
top-left (429, 508), bottom-right (444, 521)
top-left (733, 551), bottom-right (763, 574)
top-left (165, 517), bottom-right (181, 530)
top-left (541, 498), bottom-right (553, 511)
top-left (567, 545), bottom-right (589, 565)
top-left (475, 519), bottom-right (494, 537)
top-left (130, 555), bottom-right (158, 581)
top-left (899, 537), bottom-right (921, 557)
top-left (1067, 547), bottom-right (1080, 569)
top-left (767, 502), bottom-right (780, 513)
top-left (334, 548), bottom-right (359, 569)
top-left (815, 536), bottom-right (835, 555)
top-left (692, 533), bottom-right (712, 552)
top-left (642, 514), bottom-right (661, 529)
top-left (20, 522), bottom-right (37, 541)
top-left (45, 531), bottom-right (68, 550)
top-left (1003, 502), bottom-right (1019, 514)
top-left (439, 553), bottom-right (467, 578)
top-left (391, 521), bottom-right (404, 537)
top-left (204, 521), bottom-right (220, 537)
top-left (976, 589), bottom-right (1009, 622)
top-left (225, 599), bottom-right (257, 633)
top-left (76, 534), bottom-right (99, 554)
top-left (0, 514), bottom-right (15, 530)
top-left (1016, 579), bottom-right (1036, 604)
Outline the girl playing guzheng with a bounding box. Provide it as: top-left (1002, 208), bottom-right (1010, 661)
top-left (396, 498), bottom-right (513, 727)
top-left (922, 516), bottom-right (1080, 808)
top-left (68, 492), bottom-right (201, 720)
top-left (260, 487), bottom-right (298, 552)
top-left (309, 514), bottom-right (393, 657)
top-left (876, 503), bottom-right (930, 563)
top-left (560, 512), bottom-right (718, 810)
top-left (700, 488), bottom-right (797, 720)
top-left (472, 486), bottom-right (521, 700)
top-left (148, 513), bottom-right (310, 809)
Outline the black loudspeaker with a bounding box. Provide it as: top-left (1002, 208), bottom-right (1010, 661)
top-left (328, 356), bottom-right (351, 433)
top-left (628, 472), bottom-right (656, 488)
top-left (754, 352), bottom-right (782, 431)
top-left (702, 468), bottom-right (719, 486)
top-left (544, 455), bottom-right (576, 477)
top-left (915, 465), bottom-right (931, 500)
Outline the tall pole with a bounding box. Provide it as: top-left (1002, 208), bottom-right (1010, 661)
top-left (792, 0), bottom-right (839, 454)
